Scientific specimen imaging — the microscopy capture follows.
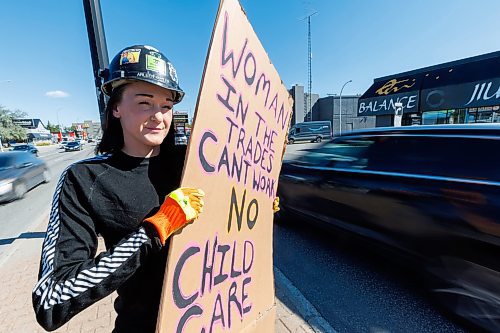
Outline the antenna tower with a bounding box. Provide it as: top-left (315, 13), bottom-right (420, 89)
top-left (305, 12), bottom-right (317, 121)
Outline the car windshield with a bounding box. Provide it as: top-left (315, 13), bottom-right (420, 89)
top-left (13, 145), bottom-right (28, 150)
top-left (296, 139), bottom-right (373, 169)
top-left (67, 142), bottom-right (79, 146)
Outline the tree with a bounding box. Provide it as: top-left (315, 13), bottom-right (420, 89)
top-left (46, 120), bottom-right (61, 133)
top-left (0, 105), bottom-right (28, 142)
top-left (64, 125), bottom-right (77, 132)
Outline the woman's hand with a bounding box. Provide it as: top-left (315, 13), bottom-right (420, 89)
top-left (273, 197), bottom-right (280, 213)
top-left (144, 187), bottom-right (205, 245)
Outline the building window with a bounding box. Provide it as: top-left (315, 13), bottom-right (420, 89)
top-left (466, 106), bottom-right (500, 123)
top-left (422, 109), bottom-right (466, 125)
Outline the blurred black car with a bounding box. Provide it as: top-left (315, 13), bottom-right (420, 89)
top-left (0, 152), bottom-right (50, 203)
top-left (65, 141), bottom-right (82, 152)
top-left (12, 143), bottom-right (38, 156)
top-left (277, 124), bottom-right (500, 332)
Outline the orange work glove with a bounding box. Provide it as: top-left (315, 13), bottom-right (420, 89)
top-left (273, 197), bottom-right (280, 213)
top-left (144, 187), bottom-right (205, 245)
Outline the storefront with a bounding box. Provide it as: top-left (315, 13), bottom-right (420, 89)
top-left (358, 51), bottom-right (500, 126)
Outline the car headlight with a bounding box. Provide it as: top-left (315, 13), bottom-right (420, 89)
top-left (0, 178), bottom-right (15, 196)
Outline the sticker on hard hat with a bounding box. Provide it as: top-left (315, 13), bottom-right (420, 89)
top-left (168, 62), bottom-right (178, 83)
top-left (136, 72), bottom-right (167, 84)
top-left (146, 54), bottom-right (167, 75)
top-left (120, 49), bottom-right (141, 65)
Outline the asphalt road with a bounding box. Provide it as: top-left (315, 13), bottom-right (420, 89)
top-left (0, 144), bottom-right (95, 255)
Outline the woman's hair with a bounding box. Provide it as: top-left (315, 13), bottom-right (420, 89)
top-left (95, 83), bottom-right (175, 155)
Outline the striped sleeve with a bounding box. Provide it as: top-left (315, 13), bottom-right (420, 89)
top-left (32, 159), bottom-right (159, 331)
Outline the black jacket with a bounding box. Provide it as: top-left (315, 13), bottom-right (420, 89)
top-left (33, 148), bottom-right (185, 332)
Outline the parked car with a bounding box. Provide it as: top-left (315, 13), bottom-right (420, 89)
top-left (288, 121), bottom-right (332, 144)
top-left (175, 132), bottom-right (188, 145)
top-left (277, 124), bottom-right (500, 332)
top-left (12, 143), bottom-right (39, 156)
top-left (65, 141), bottom-right (82, 152)
top-left (0, 152), bottom-right (50, 202)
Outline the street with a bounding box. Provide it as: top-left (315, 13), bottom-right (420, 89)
top-left (0, 142), bottom-right (472, 332)
top-left (0, 144), bottom-right (95, 256)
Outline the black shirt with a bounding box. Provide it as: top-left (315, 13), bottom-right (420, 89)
top-left (33, 147), bottom-right (184, 332)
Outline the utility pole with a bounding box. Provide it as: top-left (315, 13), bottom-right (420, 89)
top-left (302, 12), bottom-right (317, 122)
top-left (339, 80), bottom-right (352, 136)
top-left (83, 0), bottom-right (109, 130)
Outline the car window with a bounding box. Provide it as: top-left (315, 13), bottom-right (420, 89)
top-left (366, 135), bottom-right (500, 182)
top-left (16, 153), bottom-right (36, 164)
top-left (297, 138), bottom-right (373, 168)
top-left (0, 155), bottom-right (14, 169)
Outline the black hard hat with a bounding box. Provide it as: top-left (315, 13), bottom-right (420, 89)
top-left (102, 45), bottom-right (184, 104)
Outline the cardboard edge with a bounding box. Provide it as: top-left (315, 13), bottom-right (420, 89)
top-left (178, 0), bottom-right (226, 183)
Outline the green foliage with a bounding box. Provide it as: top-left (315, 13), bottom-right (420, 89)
top-left (46, 120), bottom-right (61, 133)
top-left (0, 105), bottom-right (28, 142)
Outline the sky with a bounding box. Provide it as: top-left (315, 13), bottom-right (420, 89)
top-left (1, 0), bottom-right (500, 127)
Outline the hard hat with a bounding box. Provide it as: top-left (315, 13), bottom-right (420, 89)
top-left (102, 45), bottom-right (184, 104)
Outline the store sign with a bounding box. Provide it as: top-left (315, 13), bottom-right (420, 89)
top-left (465, 80), bottom-right (500, 106)
top-left (12, 118), bottom-right (34, 127)
top-left (358, 92), bottom-right (419, 116)
top-left (173, 112), bottom-right (189, 124)
top-left (375, 78), bottom-right (417, 96)
top-left (421, 78), bottom-right (500, 111)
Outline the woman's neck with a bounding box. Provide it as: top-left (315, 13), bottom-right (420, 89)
top-left (121, 145), bottom-right (160, 158)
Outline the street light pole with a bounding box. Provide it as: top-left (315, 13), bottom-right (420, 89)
top-left (339, 79), bottom-right (352, 136)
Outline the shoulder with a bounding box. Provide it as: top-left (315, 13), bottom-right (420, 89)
top-left (61, 154), bottom-right (112, 186)
top-left (67, 154), bottom-right (111, 173)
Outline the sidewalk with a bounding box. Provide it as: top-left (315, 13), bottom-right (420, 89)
top-left (0, 215), bottom-right (333, 333)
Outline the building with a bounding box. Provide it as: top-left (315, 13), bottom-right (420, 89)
top-left (358, 50), bottom-right (500, 127)
top-left (72, 120), bottom-right (102, 140)
top-left (173, 111), bottom-right (189, 133)
top-left (12, 118), bottom-right (52, 142)
top-left (289, 84), bottom-right (375, 134)
top-left (289, 85), bottom-right (318, 124)
top-left (86, 121), bottom-right (102, 139)
top-left (314, 95), bottom-right (375, 135)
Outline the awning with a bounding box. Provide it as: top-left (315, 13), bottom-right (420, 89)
top-left (358, 51), bottom-right (500, 116)
top-left (28, 133), bottom-right (52, 140)
top-left (420, 55), bottom-right (500, 111)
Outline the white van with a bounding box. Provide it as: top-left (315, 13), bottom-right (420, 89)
top-left (288, 121), bottom-right (332, 144)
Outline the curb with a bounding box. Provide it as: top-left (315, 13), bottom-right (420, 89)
top-left (274, 266), bottom-right (338, 333)
top-left (0, 208), bottom-right (50, 268)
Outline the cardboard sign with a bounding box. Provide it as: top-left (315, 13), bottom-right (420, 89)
top-left (156, 0), bottom-right (293, 331)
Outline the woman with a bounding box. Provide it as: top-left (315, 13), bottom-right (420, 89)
top-left (32, 45), bottom-right (204, 332)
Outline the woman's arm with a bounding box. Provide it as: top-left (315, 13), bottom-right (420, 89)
top-left (32, 165), bottom-right (160, 331)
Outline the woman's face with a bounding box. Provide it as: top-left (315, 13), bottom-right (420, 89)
top-left (113, 81), bottom-right (174, 156)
